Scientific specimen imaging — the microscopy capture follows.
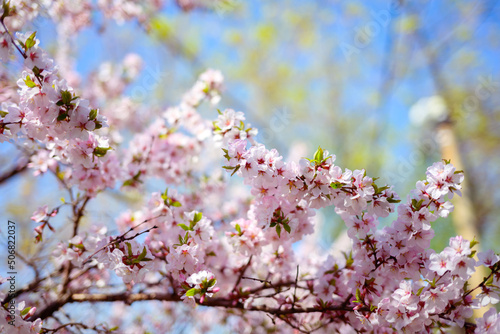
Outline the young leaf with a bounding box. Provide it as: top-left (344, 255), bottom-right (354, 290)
top-left (89, 109), bottom-right (98, 120)
top-left (330, 181), bottom-right (343, 189)
top-left (231, 164), bottom-right (241, 176)
top-left (93, 146), bottom-right (112, 157)
top-left (137, 246), bottom-right (148, 261)
top-left (207, 278), bottom-right (217, 287)
top-left (20, 306), bottom-right (32, 317)
top-left (313, 146), bottom-right (323, 164)
top-left (193, 212), bottom-right (203, 223)
top-left (60, 90), bottom-right (72, 105)
top-left (178, 223), bottom-right (190, 231)
top-left (185, 288), bottom-right (197, 297)
top-left (355, 288), bottom-right (362, 303)
top-left (24, 75), bottom-right (37, 88)
top-left (25, 31), bottom-right (37, 50)
top-left (387, 197), bottom-right (401, 204)
top-left (283, 223), bottom-right (291, 234)
top-left (125, 242), bottom-right (133, 257)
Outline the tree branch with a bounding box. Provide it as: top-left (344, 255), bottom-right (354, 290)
top-left (0, 160), bottom-right (28, 184)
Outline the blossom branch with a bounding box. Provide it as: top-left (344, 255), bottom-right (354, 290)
top-left (82, 218), bottom-right (160, 265)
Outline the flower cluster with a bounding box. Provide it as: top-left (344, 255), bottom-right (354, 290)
top-left (184, 270), bottom-right (220, 304)
top-left (0, 294), bottom-right (42, 334)
top-left (0, 31), bottom-right (121, 195)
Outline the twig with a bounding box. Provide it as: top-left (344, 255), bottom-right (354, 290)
top-left (0, 160), bottom-right (28, 184)
top-left (72, 195), bottom-right (90, 237)
top-left (232, 255), bottom-right (253, 291)
top-left (292, 265), bottom-right (299, 309)
top-left (0, 16), bottom-right (27, 59)
top-left (41, 321), bottom-right (109, 333)
top-left (82, 217), bottom-right (160, 265)
top-left (241, 276), bottom-right (273, 286)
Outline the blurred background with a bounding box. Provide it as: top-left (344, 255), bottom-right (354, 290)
top-left (1, 0), bottom-right (500, 294)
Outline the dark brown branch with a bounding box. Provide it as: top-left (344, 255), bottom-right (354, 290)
top-left (292, 265), bottom-right (299, 309)
top-left (232, 255), bottom-right (253, 291)
top-left (33, 291), bottom-right (354, 320)
top-left (0, 160), bottom-right (28, 184)
top-left (0, 16), bottom-right (27, 59)
top-left (41, 321), bottom-right (108, 333)
top-left (72, 196), bottom-right (91, 237)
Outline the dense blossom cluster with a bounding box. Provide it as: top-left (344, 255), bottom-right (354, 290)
top-left (1, 2), bottom-right (500, 333)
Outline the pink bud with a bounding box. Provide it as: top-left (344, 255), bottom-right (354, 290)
top-left (24, 307), bottom-right (36, 320)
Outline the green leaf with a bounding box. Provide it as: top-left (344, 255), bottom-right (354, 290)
top-left (137, 246), bottom-right (148, 261)
top-left (57, 113), bottom-right (68, 121)
top-left (207, 278), bottom-right (217, 287)
top-left (276, 224), bottom-right (281, 238)
top-left (171, 201), bottom-right (182, 207)
top-left (25, 31), bottom-right (37, 50)
top-left (387, 197), bottom-right (401, 204)
top-left (313, 146), bottom-right (323, 164)
top-left (221, 148), bottom-right (230, 161)
top-left (24, 75), bottom-right (37, 88)
top-left (89, 109), bottom-right (98, 120)
top-left (470, 237), bottom-right (479, 249)
top-left (93, 146), bottom-right (112, 157)
top-left (60, 90), bottom-right (72, 105)
top-left (123, 171), bottom-right (142, 187)
top-left (330, 181), bottom-right (343, 189)
top-left (283, 223), bottom-right (291, 234)
top-left (193, 212), bottom-right (203, 223)
top-left (161, 188), bottom-right (169, 200)
top-left (355, 288), bottom-right (362, 303)
top-left (109, 326), bottom-right (119, 331)
top-left (235, 224), bottom-right (241, 234)
top-left (185, 288), bottom-right (197, 297)
top-left (32, 66), bottom-right (41, 77)
top-left (20, 306), bottom-right (31, 317)
top-left (178, 223), bottom-right (190, 231)
top-left (94, 120), bottom-right (103, 129)
top-left (230, 164), bottom-right (240, 176)
top-left (0, 110), bottom-right (7, 117)
top-left (125, 242), bottom-right (133, 257)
